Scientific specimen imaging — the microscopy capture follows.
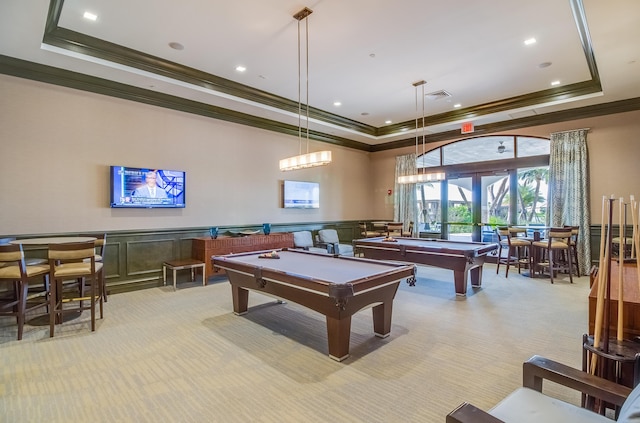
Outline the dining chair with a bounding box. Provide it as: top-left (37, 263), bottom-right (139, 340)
top-left (358, 222), bottom-right (378, 238)
top-left (48, 241), bottom-right (104, 337)
top-left (402, 221), bottom-right (414, 237)
top-left (0, 237), bottom-right (48, 266)
top-left (386, 222), bottom-right (404, 237)
top-left (531, 227), bottom-right (574, 284)
top-left (0, 243), bottom-right (50, 340)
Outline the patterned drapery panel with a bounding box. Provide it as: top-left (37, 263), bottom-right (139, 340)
top-left (549, 129), bottom-right (591, 275)
top-left (395, 154), bottom-right (418, 235)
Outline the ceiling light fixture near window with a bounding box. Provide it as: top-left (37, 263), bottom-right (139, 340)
top-left (454, 104), bottom-right (461, 108)
top-left (385, 120), bottom-right (392, 124)
top-left (83, 11), bottom-right (97, 21)
top-left (168, 42), bottom-right (184, 51)
top-left (551, 80), bottom-right (561, 86)
top-left (235, 65), bottom-right (246, 72)
top-left (524, 38), bottom-right (536, 45)
top-left (333, 101), bottom-right (341, 107)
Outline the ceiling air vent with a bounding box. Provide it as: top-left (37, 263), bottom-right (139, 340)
top-left (426, 90), bottom-right (451, 100)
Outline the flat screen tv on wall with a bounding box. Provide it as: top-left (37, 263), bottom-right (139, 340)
top-left (110, 166), bottom-right (186, 208)
top-left (283, 180), bottom-right (319, 209)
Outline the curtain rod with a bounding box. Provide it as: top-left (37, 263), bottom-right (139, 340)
top-left (550, 128), bottom-right (590, 135)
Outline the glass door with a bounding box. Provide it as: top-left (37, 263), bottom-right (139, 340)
top-left (445, 176), bottom-right (474, 242)
top-left (480, 172), bottom-right (511, 244)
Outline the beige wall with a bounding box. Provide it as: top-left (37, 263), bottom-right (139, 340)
top-left (370, 110), bottom-right (640, 225)
top-left (2, 73), bottom-right (639, 235)
top-left (0, 75), bottom-right (374, 235)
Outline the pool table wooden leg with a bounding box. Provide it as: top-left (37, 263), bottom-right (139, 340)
top-left (326, 315), bottom-right (351, 361)
top-left (453, 270), bottom-right (468, 295)
top-left (231, 285), bottom-right (249, 315)
top-left (470, 266), bottom-right (483, 288)
top-left (372, 301), bottom-right (392, 338)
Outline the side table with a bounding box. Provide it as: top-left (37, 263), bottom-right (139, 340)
top-left (163, 259), bottom-right (206, 290)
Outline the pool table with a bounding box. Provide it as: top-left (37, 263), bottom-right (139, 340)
top-left (212, 249), bottom-right (416, 361)
top-left (354, 237), bottom-right (498, 296)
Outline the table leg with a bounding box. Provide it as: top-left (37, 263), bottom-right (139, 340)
top-left (173, 268), bottom-right (177, 290)
top-left (231, 285), bottom-right (249, 315)
top-left (453, 270), bottom-right (468, 295)
top-left (163, 265), bottom-right (167, 286)
top-left (469, 266), bottom-right (482, 287)
top-left (372, 301), bottom-right (392, 337)
top-left (201, 264), bottom-right (206, 286)
top-left (326, 315), bottom-right (351, 361)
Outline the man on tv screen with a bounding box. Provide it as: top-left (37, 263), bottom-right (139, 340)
top-left (133, 171), bottom-right (168, 199)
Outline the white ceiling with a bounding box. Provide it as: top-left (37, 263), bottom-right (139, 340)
top-left (1, 0), bottom-right (638, 147)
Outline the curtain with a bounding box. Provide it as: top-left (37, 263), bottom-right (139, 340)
top-left (549, 129), bottom-right (591, 275)
top-left (394, 154), bottom-right (417, 235)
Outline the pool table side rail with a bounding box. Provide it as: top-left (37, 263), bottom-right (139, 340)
top-left (212, 249), bottom-right (416, 296)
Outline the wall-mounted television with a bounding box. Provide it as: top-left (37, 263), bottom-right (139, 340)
top-left (110, 166), bottom-right (186, 208)
top-left (283, 180), bottom-right (319, 209)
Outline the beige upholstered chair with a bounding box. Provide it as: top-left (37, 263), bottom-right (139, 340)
top-left (48, 241), bottom-right (104, 337)
top-left (317, 229), bottom-right (354, 256)
top-left (292, 231), bottom-right (329, 254)
top-left (532, 227), bottom-right (573, 284)
top-left (447, 355), bottom-right (639, 423)
top-left (0, 243), bottom-right (50, 340)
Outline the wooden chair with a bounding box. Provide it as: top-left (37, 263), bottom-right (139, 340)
top-left (79, 233), bottom-right (108, 301)
top-left (386, 222), bottom-right (404, 237)
top-left (358, 222), bottom-right (378, 238)
top-left (402, 221), bottom-right (414, 237)
top-left (447, 355), bottom-right (634, 423)
top-left (48, 241), bottom-right (104, 337)
top-left (565, 225), bottom-right (581, 276)
top-left (495, 227), bottom-right (531, 277)
top-left (532, 227), bottom-right (574, 284)
top-left (0, 243), bottom-right (50, 340)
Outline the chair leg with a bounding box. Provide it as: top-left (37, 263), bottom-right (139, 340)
top-left (49, 278), bottom-right (57, 337)
top-left (548, 250), bottom-right (554, 284)
top-left (17, 281), bottom-right (27, 340)
top-left (496, 245), bottom-right (502, 274)
top-left (567, 249), bottom-right (574, 284)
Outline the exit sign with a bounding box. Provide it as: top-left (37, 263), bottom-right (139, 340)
top-left (461, 121), bottom-right (474, 134)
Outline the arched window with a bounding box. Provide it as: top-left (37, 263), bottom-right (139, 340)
top-left (415, 135), bottom-right (550, 242)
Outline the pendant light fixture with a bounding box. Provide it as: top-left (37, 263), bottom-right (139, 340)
top-left (397, 80), bottom-right (446, 184)
top-left (279, 7), bottom-right (332, 172)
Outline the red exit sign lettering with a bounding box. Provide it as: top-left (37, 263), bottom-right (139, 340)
top-left (461, 121), bottom-right (474, 134)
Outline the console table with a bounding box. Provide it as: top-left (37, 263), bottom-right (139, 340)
top-left (192, 233), bottom-right (294, 279)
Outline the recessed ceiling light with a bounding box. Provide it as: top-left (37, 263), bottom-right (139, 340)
top-left (551, 80), bottom-right (561, 86)
top-left (385, 120), bottom-right (392, 124)
top-left (83, 12), bottom-right (97, 21)
top-left (524, 38), bottom-right (536, 45)
top-left (333, 101), bottom-right (341, 107)
top-left (453, 104), bottom-right (461, 108)
top-left (538, 62), bottom-right (552, 68)
top-left (168, 42), bottom-right (184, 51)
top-left (235, 65), bottom-right (246, 72)
top-left (361, 112), bottom-right (369, 116)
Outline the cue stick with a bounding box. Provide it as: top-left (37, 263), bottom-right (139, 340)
top-left (632, 197), bottom-right (640, 293)
top-left (602, 197), bottom-right (615, 354)
top-left (617, 197), bottom-right (625, 341)
top-left (591, 196), bottom-right (610, 374)
top-left (631, 195), bottom-right (637, 259)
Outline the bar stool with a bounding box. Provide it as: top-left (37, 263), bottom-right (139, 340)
top-left (496, 227), bottom-right (532, 277)
top-left (532, 227), bottom-right (574, 284)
